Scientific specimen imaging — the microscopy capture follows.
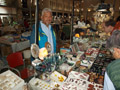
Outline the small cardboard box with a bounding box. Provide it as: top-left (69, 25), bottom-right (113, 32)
top-left (60, 48), bottom-right (70, 55)
top-left (0, 45), bottom-right (12, 56)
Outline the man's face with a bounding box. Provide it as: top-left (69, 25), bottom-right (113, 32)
top-left (41, 11), bottom-right (52, 27)
top-left (112, 48), bottom-right (120, 59)
top-left (102, 23), bottom-right (113, 33)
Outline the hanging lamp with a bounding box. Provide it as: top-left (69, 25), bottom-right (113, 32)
top-left (96, 3), bottom-right (111, 14)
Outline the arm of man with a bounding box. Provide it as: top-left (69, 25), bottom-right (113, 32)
top-left (30, 25), bottom-right (35, 45)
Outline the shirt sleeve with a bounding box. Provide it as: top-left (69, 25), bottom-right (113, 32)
top-left (103, 72), bottom-right (115, 90)
top-left (30, 25), bottom-right (35, 45)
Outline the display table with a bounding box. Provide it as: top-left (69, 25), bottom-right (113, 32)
top-left (0, 26), bottom-right (16, 35)
top-left (11, 40), bottom-right (30, 53)
top-left (28, 35), bottom-right (111, 89)
top-left (0, 34), bottom-right (113, 90)
top-left (0, 34), bottom-right (30, 56)
top-left (29, 33), bottom-right (115, 90)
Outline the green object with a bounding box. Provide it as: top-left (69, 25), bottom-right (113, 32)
top-left (62, 25), bottom-right (71, 39)
top-left (13, 21), bottom-right (17, 25)
top-left (107, 59), bottom-right (120, 90)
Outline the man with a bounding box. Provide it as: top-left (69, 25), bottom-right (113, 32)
top-left (102, 19), bottom-right (116, 35)
top-left (103, 19), bottom-right (120, 35)
top-left (30, 8), bottom-right (56, 54)
top-left (104, 30), bottom-right (120, 90)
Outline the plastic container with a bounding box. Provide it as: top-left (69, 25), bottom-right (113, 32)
top-left (0, 70), bottom-right (25, 90)
top-left (23, 50), bottom-right (31, 59)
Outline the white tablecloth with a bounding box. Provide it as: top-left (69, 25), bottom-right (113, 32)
top-left (11, 40), bottom-right (30, 53)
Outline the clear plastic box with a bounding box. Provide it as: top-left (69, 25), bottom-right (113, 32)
top-left (0, 70), bottom-right (25, 90)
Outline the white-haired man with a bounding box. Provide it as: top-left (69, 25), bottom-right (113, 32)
top-left (30, 8), bottom-right (56, 56)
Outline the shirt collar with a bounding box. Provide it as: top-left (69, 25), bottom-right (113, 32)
top-left (40, 21), bottom-right (51, 29)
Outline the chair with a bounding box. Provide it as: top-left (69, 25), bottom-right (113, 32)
top-left (6, 52), bottom-right (34, 80)
top-left (0, 66), bottom-right (21, 77)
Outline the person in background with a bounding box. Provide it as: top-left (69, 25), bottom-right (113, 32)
top-left (90, 17), bottom-right (96, 30)
top-left (30, 8), bottom-right (56, 54)
top-left (54, 17), bottom-right (60, 39)
top-left (104, 30), bottom-right (120, 90)
top-left (116, 16), bottom-right (120, 22)
top-left (114, 16), bottom-right (120, 31)
top-left (103, 18), bottom-right (120, 36)
top-left (102, 19), bottom-right (116, 36)
top-left (18, 16), bottom-right (24, 26)
top-left (0, 17), bottom-right (2, 27)
top-left (24, 19), bottom-right (29, 31)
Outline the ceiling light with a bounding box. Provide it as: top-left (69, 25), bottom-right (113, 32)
top-left (81, 8), bottom-right (84, 11)
top-left (88, 8), bottom-right (91, 12)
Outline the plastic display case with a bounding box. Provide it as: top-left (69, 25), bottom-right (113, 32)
top-left (0, 70), bottom-right (25, 90)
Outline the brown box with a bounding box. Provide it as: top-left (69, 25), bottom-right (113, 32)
top-left (0, 45), bottom-right (13, 57)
